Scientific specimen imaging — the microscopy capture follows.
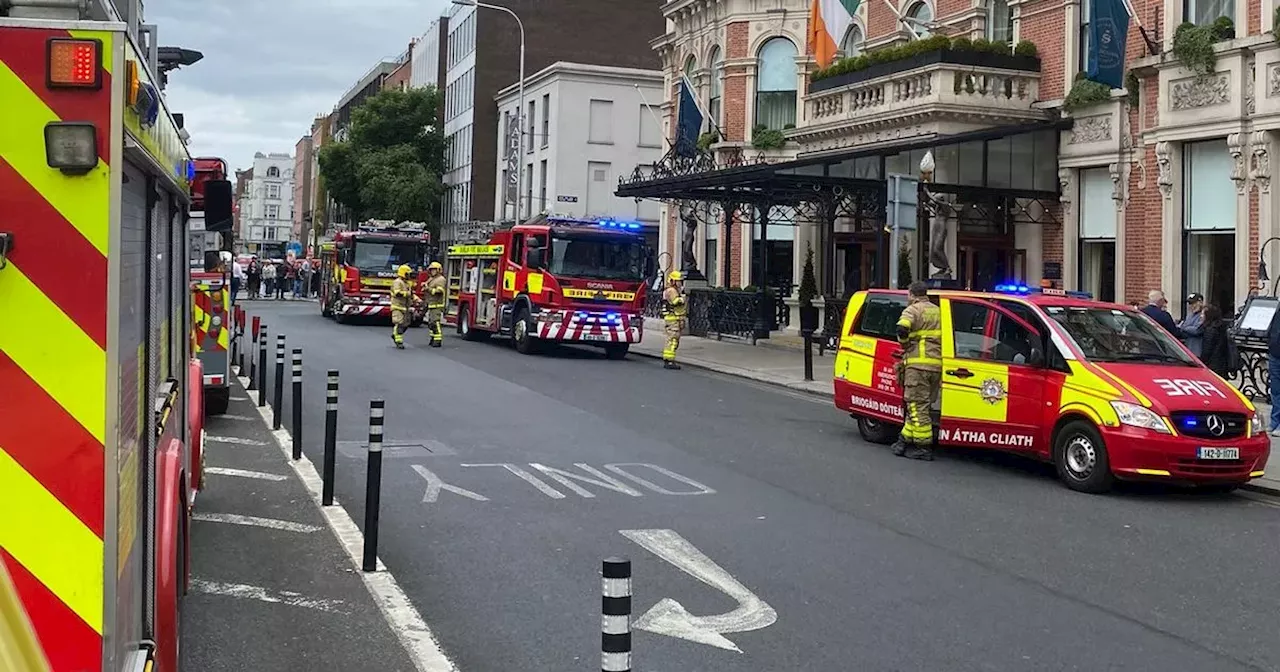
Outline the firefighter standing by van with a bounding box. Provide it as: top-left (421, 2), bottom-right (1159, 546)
top-left (391, 264), bottom-right (416, 349)
top-left (662, 271), bottom-right (687, 370)
top-left (893, 281), bottom-right (943, 460)
top-left (424, 261), bottom-right (447, 347)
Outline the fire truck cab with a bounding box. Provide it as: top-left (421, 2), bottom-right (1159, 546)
top-left (445, 215), bottom-right (648, 358)
top-left (318, 221), bottom-right (432, 323)
top-left (1, 2), bottom-right (219, 669)
top-left (189, 157), bottom-right (234, 415)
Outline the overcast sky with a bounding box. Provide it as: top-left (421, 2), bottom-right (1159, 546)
top-left (150, 0), bottom-right (450, 173)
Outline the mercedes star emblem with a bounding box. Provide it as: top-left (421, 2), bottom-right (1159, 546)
top-left (1205, 414), bottom-right (1225, 437)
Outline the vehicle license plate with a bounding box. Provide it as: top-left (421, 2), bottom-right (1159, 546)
top-left (1197, 447), bottom-right (1240, 460)
top-left (580, 333), bottom-right (609, 342)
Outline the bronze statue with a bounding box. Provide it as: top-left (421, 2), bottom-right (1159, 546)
top-left (679, 203), bottom-right (700, 274)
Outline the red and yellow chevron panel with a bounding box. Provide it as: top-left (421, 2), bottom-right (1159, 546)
top-left (0, 24), bottom-right (114, 670)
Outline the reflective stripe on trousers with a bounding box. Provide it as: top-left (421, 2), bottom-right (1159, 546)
top-left (663, 316), bottom-right (682, 361)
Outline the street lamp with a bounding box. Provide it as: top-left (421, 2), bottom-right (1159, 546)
top-left (452, 0), bottom-right (525, 223)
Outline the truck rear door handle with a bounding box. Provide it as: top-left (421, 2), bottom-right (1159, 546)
top-left (946, 368), bottom-right (974, 379)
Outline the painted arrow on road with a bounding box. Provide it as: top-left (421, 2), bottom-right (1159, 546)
top-left (620, 528), bottom-right (777, 653)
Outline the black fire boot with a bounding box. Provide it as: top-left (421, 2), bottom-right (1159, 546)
top-left (664, 361), bottom-right (681, 370)
top-left (903, 444), bottom-right (934, 461)
top-left (891, 440), bottom-right (908, 456)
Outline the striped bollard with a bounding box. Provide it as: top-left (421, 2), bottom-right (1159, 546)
top-left (291, 349), bottom-right (303, 460)
top-left (257, 325), bottom-right (268, 406)
top-left (273, 335), bottom-right (285, 430)
top-left (362, 399), bottom-right (385, 572)
top-left (322, 370), bottom-right (339, 506)
top-left (602, 557), bottom-right (632, 672)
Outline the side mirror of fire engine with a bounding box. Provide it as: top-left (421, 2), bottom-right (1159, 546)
top-left (526, 247), bottom-right (545, 270)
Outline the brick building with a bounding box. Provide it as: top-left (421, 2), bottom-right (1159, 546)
top-left (383, 41), bottom-right (415, 92)
top-left (292, 134), bottom-right (313, 245)
top-left (630, 0), bottom-right (1279, 324)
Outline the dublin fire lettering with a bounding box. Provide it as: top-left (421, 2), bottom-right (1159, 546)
top-left (938, 428), bottom-right (1034, 448)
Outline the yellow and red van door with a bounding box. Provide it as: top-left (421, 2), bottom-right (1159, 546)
top-left (938, 298), bottom-right (1045, 451)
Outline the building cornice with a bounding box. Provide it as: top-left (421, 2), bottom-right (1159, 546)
top-left (494, 62), bottom-right (665, 103)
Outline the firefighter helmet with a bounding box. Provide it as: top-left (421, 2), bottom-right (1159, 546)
top-left (669, 270), bottom-right (684, 282)
top-left (397, 264), bottom-right (412, 278)
top-left (428, 261), bottom-right (443, 272)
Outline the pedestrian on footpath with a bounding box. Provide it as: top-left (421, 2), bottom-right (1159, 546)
top-left (247, 257), bottom-right (261, 300)
top-left (1141, 289), bottom-right (1182, 338)
top-left (390, 264), bottom-right (415, 349)
top-left (1199, 304), bottom-right (1231, 377)
top-left (278, 261), bottom-right (292, 300)
top-left (231, 255), bottom-right (244, 303)
top-left (892, 281), bottom-right (942, 461)
top-left (661, 270), bottom-right (687, 370)
top-left (1178, 292), bottom-right (1205, 357)
top-left (262, 260), bottom-right (276, 299)
top-left (424, 261), bottom-right (447, 347)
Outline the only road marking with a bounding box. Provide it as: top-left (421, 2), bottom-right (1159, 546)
top-left (190, 579), bottom-right (347, 613)
top-left (204, 467), bottom-right (287, 482)
top-left (206, 435), bottom-right (268, 446)
top-left (193, 512), bottom-right (321, 533)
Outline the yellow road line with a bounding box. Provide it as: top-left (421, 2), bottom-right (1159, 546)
top-left (0, 265), bottom-right (105, 443)
top-left (0, 446), bottom-right (103, 633)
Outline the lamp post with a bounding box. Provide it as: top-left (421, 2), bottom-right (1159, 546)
top-left (453, 0), bottom-right (525, 223)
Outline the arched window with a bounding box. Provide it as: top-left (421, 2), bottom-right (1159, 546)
top-left (266, 166), bottom-right (280, 178)
top-left (683, 55), bottom-right (697, 79)
top-left (841, 24), bottom-right (864, 57)
top-left (708, 47), bottom-right (723, 130)
top-left (755, 37), bottom-right (797, 131)
top-left (905, 1), bottom-right (933, 36)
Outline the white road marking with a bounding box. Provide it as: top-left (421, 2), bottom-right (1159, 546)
top-left (621, 528), bottom-right (777, 653)
top-left (231, 396), bottom-right (250, 401)
top-left (217, 414), bottom-right (258, 421)
top-left (249, 398), bottom-right (457, 671)
top-left (462, 463), bottom-right (565, 498)
top-left (412, 465), bottom-right (489, 503)
top-left (203, 467), bottom-right (287, 482)
top-left (529, 463), bottom-right (643, 498)
top-left (193, 512), bottom-right (321, 533)
top-left (604, 463), bottom-right (717, 495)
top-left (206, 435), bottom-right (268, 446)
top-left (190, 579), bottom-right (347, 614)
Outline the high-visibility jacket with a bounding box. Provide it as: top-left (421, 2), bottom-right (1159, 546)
top-left (662, 286), bottom-right (687, 320)
top-left (391, 277), bottom-right (413, 311)
top-left (425, 275), bottom-right (447, 309)
top-left (896, 297), bottom-right (942, 369)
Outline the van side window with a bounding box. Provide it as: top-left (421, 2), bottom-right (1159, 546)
top-left (994, 299), bottom-right (1067, 369)
top-left (853, 293), bottom-right (908, 339)
top-left (949, 301), bottom-right (990, 359)
top-left (992, 315), bottom-right (1037, 365)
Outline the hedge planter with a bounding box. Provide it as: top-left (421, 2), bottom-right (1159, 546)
top-left (809, 48), bottom-right (1041, 94)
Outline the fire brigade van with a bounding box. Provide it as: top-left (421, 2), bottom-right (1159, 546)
top-left (835, 285), bottom-right (1271, 493)
top-left (189, 157), bottom-right (233, 415)
top-left (1, 4), bottom-right (215, 670)
top-left (318, 221), bottom-right (432, 323)
top-left (444, 215), bottom-right (648, 358)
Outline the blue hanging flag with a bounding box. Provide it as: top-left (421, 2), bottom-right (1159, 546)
top-left (1086, 0), bottom-right (1130, 89)
top-left (675, 75), bottom-right (703, 158)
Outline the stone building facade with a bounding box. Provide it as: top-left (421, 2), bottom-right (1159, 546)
top-left (646, 0), bottom-right (1280, 322)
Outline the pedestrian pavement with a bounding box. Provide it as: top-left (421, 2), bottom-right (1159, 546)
top-left (181, 378), bottom-right (423, 671)
top-left (630, 326), bottom-right (1280, 496)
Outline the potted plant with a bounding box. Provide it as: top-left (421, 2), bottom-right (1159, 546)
top-left (897, 245), bottom-right (913, 289)
top-left (798, 244), bottom-right (820, 333)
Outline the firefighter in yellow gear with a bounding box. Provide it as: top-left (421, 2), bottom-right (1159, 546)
top-left (893, 281), bottom-right (943, 460)
top-left (661, 270), bottom-right (687, 370)
top-left (390, 264), bottom-right (416, 349)
top-left (424, 261), bottom-right (447, 347)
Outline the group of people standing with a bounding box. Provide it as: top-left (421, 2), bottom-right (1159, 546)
top-left (230, 256), bottom-right (317, 302)
top-left (1139, 290), bottom-right (1238, 378)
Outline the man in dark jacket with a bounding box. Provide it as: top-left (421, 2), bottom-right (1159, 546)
top-left (1140, 289), bottom-right (1181, 338)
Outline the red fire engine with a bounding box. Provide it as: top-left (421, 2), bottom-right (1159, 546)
top-left (1, 4), bottom-right (217, 670)
top-left (444, 215), bottom-right (649, 358)
top-left (189, 157), bottom-right (233, 415)
top-left (318, 221), bottom-right (432, 323)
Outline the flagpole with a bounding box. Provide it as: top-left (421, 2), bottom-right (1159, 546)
top-left (680, 74), bottom-right (727, 142)
top-left (634, 84), bottom-right (675, 150)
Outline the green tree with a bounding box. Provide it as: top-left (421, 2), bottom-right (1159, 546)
top-left (897, 246), bottom-right (913, 289)
top-left (798, 244), bottom-right (818, 307)
top-left (317, 86), bottom-right (447, 232)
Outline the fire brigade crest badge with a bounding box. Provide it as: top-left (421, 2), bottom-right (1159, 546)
top-left (980, 377), bottom-right (1007, 404)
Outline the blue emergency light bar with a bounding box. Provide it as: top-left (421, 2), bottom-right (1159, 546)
top-left (994, 284), bottom-right (1094, 300)
top-left (545, 215), bottom-right (643, 231)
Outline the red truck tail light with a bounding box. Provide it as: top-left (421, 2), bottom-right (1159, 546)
top-left (47, 38), bottom-right (102, 89)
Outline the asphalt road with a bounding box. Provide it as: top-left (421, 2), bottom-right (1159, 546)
top-left (245, 299), bottom-right (1280, 672)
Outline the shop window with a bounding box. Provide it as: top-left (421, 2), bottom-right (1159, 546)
top-left (755, 38), bottom-right (798, 131)
top-left (1183, 139), bottom-right (1237, 314)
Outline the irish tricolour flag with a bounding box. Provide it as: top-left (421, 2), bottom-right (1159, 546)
top-left (808, 0), bottom-right (860, 68)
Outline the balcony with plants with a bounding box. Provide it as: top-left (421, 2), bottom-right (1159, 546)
top-left (796, 35), bottom-right (1046, 146)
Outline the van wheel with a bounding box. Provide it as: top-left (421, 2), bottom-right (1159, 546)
top-left (1053, 420), bottom-right (1114, 493)
top-left (857, 416), bottom-right (899, 445)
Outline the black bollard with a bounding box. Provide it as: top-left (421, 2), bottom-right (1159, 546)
top-left (362, 399), bottom-right (384, 572)
top-left (291, 349), bottom-right (303, 460)
top-left (601, 557), bottom-right (632, 672)
top-left (273, 335), bottom-right (285, 430)
top-left (257, 325), bottom-right (268, 406)
top-left (802, 328), bottom-right (815, 382)
top-left (247, 319), bottom-right (259, 391)
top-left (322, 370), bottom-right (339, 506)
